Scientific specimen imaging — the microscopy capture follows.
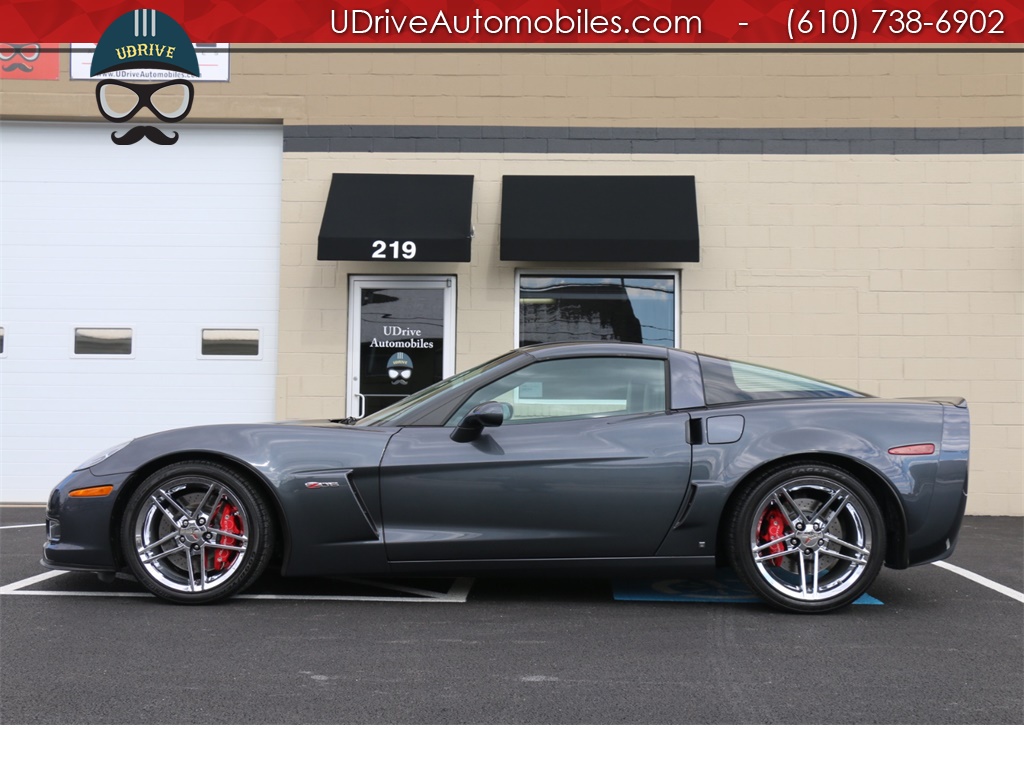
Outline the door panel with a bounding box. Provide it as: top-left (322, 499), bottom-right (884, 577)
top-left (379, 413), bottom-right (692, 561)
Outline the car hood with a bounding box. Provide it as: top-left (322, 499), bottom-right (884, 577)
top-left (87, 420), bottom-right (400, 479)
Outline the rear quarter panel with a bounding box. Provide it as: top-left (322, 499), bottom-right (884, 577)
top-left (657, 398), bottom-right (955, 566)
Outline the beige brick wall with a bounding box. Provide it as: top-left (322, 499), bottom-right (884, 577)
top-left (281, 152), bottom-right (1022, 516)
top-left (2, 49), bottom-right (1021, 128)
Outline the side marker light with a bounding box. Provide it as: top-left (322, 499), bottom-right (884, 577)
top-left (888, 444), bottom-right (935, 456)
top-left (69, 485), bottom-right (114, 498)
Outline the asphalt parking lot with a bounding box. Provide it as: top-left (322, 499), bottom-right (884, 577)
top-left (1, 504), bottom-right (1021, 725)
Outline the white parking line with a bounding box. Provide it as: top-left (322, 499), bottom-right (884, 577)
top-left (0, 570), bottom-right (70, 594)
top-left (0, 569), bottom-right (474, 603)
top-left (238, 580), bottom-right (472, 602)
top-left (933, 562), bottom-right (1024, 604)
top-left (6, 562), bottom-right (1020, 606)
top-left (0, 523), bottom-right (46, 530)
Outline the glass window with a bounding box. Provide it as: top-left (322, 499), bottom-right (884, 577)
top-left (358, 351), bottom-right (517, 427)
top-left (356, 285), bottom-right (447, 416)
top-left (201, 329), bottom-right (260, 356)
top-left (699, 355), bottom-right (865, 405)
top-left (74, 328), bottom-right (132, 356)
top-left (448, 357), bottom-right (667, 425)
top-left (518, 274), bottom-right (676, 347)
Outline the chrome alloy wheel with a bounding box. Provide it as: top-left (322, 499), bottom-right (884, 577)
top-left (749, 479), bottom-right (873, 604)
top-left (132, 476), bottom-right (250, 594)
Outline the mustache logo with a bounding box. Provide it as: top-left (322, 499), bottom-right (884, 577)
top-left (95, 80), bottom-right (194, 145)
top-left (110, 125), bottom-right (180, 145)
top-left (2, 62), bottom-right (32, 72)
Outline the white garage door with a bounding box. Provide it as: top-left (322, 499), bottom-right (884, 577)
top-left (1, 122), bottom-right (282, 502)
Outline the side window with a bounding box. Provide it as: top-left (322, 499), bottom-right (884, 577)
top-left (448, 357), bottom-right (666, 425)
top-left (699, 355), bottom-right (864, 405)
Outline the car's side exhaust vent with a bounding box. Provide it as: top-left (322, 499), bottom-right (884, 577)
top-left (673, 483), bottom-right (700, 529)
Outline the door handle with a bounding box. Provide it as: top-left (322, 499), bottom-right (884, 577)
top-left (354, 392), bottom-right (366, 419)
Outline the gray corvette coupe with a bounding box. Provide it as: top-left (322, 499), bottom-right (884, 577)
top-left (43, 342), bottom-right (970, 613)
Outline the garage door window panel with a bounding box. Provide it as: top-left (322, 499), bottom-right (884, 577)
top-left (73, 328), bottom-right (133, 356)
top-left (201, 329), bottom-right (261, 358)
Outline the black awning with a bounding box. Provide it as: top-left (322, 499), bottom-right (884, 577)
top-left (318, 173), bottom-right (473, 262)
top-left (500, 175), bottom-right (699, 262)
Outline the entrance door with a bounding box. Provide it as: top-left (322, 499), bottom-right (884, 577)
top-left (348, 277), bottom-right (456, 418)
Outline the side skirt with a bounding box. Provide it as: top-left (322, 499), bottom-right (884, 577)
top-left (386, 555), bottom-right (716, 577)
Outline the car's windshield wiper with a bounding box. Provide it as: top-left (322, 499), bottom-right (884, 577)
top-left (329, 417), bottom-right (359, 425)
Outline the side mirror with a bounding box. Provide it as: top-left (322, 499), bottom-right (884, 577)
top-left (450, 401), bottom-right (509, 443)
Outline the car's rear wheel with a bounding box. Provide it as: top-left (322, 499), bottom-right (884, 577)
top-left (121, 460), bottom-right (274, 604)
top-left (728, 463), bottom-right (885, 613)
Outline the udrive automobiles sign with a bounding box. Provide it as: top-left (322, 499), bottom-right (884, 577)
top-left (3, 1), bottom-right (1023, 45)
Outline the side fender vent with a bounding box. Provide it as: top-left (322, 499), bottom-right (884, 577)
top-left (673, 483), bottom-right (700, 529)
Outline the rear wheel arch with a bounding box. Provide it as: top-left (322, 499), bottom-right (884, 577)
top-left (723, 459), bottom-right (888, 612)
top-left (715, 453), bottom-right (908, 570)
top-left (108, 451), bottom-right (288, 572)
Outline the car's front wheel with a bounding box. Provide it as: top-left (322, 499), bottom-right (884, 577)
top-left (728, 463), bottom-right (885, 613)
top-left (121, 460), bottom-right (274, 604)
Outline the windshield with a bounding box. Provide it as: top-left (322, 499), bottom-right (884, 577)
top-left (357, 351), bottom-right (519, 426)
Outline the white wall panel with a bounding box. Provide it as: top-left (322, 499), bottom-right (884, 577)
top-left (1, 122), bottom-right (283, 502)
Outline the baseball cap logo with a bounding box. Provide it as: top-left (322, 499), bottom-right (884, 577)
top-left (91, 9), bottom-right (200, 145)
top-left (386, 352), bottom-right (414, 385)
top-left (91, 9), bottom-right (200, 77)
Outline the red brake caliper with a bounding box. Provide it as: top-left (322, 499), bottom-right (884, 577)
top-left (759, 506), bottom-right (787, 567)
top-left (210, 501), bottom-right (241, 571)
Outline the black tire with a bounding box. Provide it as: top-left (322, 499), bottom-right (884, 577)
top-left (727, 462), bottom-right (885, 614)
top-left (121, 460), bottom-right (274, 604)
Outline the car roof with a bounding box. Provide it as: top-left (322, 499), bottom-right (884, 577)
top-left (521, 341), bottom-right (677, 360)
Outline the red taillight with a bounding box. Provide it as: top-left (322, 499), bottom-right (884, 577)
top-left (888, 444), bottom-right (935, 456)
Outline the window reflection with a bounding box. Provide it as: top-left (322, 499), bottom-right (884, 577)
top-left (201, 329), bottom-right (260, 356)
top-left (519, 275), bottom-right (675, 347)
top-left (447, 357), bottom-right (667, 425)
top-left (74, 328), bottom-right (132, 355)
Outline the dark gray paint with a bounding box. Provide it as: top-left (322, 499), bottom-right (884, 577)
top-left (706, 414), bottom-right (744, 444)
top-left (653, 397), bottom-right (965, 566)
top-left (380, 412), bottom-right (692, 561)
top-left (42, 343), bottom-right (969, 587)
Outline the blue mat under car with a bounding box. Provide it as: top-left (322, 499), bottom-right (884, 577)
top-left (613, 569), bottom-right (883, 605)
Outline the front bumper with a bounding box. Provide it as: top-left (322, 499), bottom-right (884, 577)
top-left (42, 469), bottom-right (132, 572)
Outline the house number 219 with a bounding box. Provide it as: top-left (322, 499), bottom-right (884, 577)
top-left (371, 240), bottom-right (417, 260)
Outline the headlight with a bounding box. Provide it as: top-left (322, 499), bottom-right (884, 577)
top-left (75, 440), bottom-right (131, 471)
